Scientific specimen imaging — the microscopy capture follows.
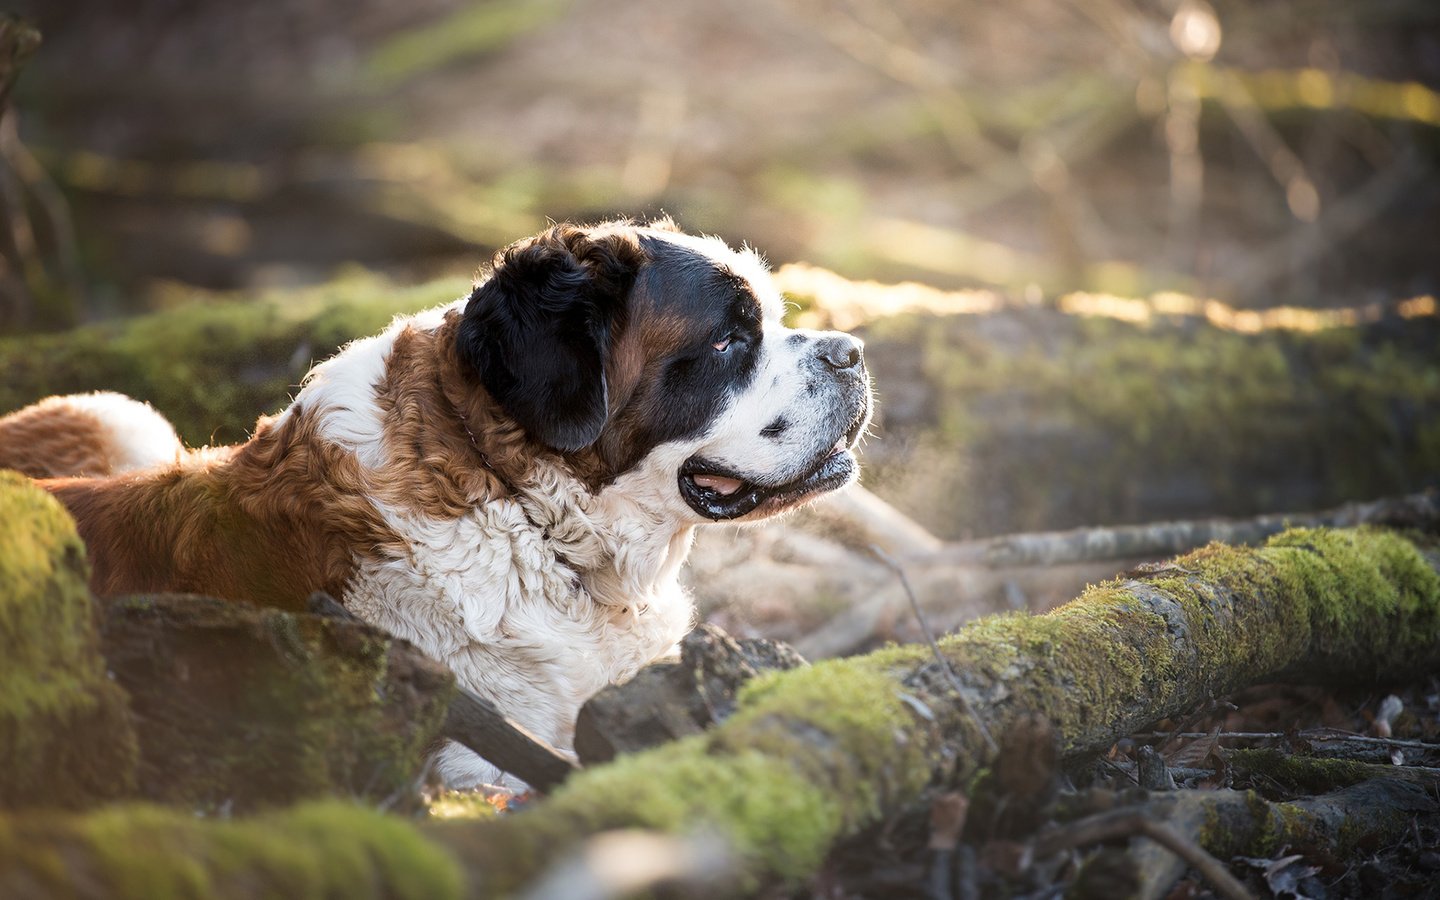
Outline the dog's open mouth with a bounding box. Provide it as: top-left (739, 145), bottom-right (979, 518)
top-left (679, 438), bottom-right (857, 521)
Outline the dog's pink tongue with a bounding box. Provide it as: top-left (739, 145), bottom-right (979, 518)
top-left (692, 474), bottom-right (744, 496)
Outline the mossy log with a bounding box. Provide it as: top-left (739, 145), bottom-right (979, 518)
top-left (1225, 747), bottom-right (1440, 793)
top-left (0, 801), bottom-right (466, 900)
top-left (3, 525), bottom-right (1437, 896)
top-left (0, 471), bottom-right (136, 810)
top-left (0, 273), bottom-right (467, 446)
top-left (574, 623), bottom-right (807, 764)
top-left (423, 525), bottom-right (1440, 895)
top-left (856, 308), bottom-right (1440, 537)
top-left (99, 593), bottom-right (455, 813)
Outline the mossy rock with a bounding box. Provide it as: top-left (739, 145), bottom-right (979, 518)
top-left (0, 800), bottom-right (465, 900)
top-left (0, 470), bottom-right (138, 810)
top-left (100, 594), bottom-right (456, 813)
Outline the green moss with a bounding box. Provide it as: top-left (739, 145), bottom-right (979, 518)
top-left (549, 743), bottom-right (836, 881)
top-left (722, 658), bottom-right (935, 818)
top-left (927, 594), bottom-right (1187, 755)
top-left (0, 472), bottom-right (138, 809)
top-left (524, 660), bottom-right (931, 884)
top-left (1227, 749), bottom-right (1380, 795)
top-left (1263, 528), bottom-right (1440, 676)
top-left (0, 271), bottom-right (469, 446)
top-left (0, 801), bottom-right (465, 899)
top-left (915, 525), bottom-right (1440, 771)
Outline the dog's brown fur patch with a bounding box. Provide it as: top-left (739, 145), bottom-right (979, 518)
top-left (0, 398), bottom-right (122, 479)
top-left (45, 408), bottom-right (400, 609)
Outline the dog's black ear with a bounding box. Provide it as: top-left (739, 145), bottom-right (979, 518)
top-left (456, 224), bottom-right (644, 452)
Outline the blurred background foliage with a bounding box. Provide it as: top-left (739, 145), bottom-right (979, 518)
top-left (0, 0), bottom-right (1437, 537)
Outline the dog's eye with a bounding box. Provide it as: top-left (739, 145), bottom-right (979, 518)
top-left (712, 334), bottom-right (734, 353)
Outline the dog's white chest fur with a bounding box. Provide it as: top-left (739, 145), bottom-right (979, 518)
top-left (345, 490), bottom-right (695, 787)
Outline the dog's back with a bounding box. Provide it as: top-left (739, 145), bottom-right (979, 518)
top-left (0, 392), bottom-right (182, 479)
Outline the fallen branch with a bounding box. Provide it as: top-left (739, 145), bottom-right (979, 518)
top-left (1143, 780), bottom-right (1434, 900)
top-left (1225, 748), bottom-right (1440, 792)
top-left (700, 488), bottom-right (1439, 659)
top-left (444, 692), bottom-right (579, 794)
top-left (922, 489), bottom-right (1439, 569)
top-left (794, 483), bottom-right (944, 554)
top-left (1039, 777), bottom-right (1439, 900)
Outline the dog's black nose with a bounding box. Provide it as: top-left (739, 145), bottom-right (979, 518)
top-left (816, 334), bottom-right (864, 372)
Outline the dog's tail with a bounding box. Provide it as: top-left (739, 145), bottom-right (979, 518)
top-left (0, 392), bottom-right (183, 479)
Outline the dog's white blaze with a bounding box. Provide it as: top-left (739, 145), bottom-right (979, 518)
top-left (646, 230), bottom-right (857, 491)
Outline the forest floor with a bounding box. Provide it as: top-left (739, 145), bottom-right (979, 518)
top-left (810, 680), bottom-right (1440, 899)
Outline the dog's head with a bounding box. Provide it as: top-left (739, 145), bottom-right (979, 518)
top-left (456, 219), bottom-right (872, 521)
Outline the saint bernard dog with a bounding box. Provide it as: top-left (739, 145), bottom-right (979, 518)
top-left (0, 219), bottom-right (872, 787)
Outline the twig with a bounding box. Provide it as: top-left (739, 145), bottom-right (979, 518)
top-left (871, 545), bottom-right (997, 755)
top-left (933, 490), bottom-right (1439, 569)
top-left (443, 690), bottom-right (579, 794)
top-left (1129, 729), bottom-right (1440, 751)
top-left (307, 592), bottom-right (580, 792)
top-left (1035, 810), bottom-right (1254, 900)
top-left (926, 792), bottom-right (968, 900)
